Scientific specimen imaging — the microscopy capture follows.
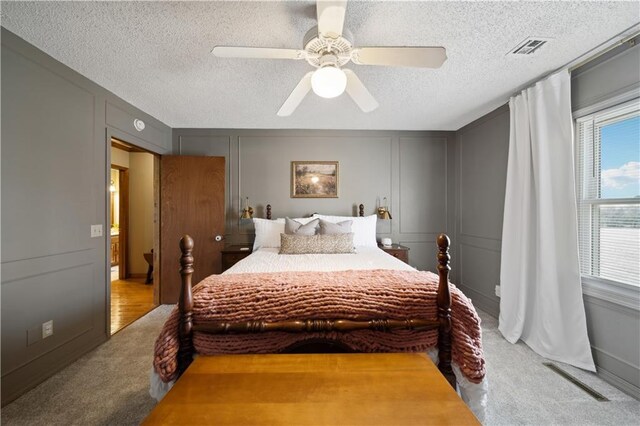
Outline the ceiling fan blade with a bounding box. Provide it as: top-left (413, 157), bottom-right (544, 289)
top-left (344, 69), bottom-right (379, 113)
top-left (277, 72), bottom-right (314, 117)
top-left (212, 46), bottom-right (305, 60)
top-left (317, 0), bottom-right (347, 39)
top-left (352, 47), bottom-right (447, 68)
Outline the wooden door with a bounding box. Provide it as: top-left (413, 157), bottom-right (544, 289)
top-left (160, 156), bottom-right (225, 304)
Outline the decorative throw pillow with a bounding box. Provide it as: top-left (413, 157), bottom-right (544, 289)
top-left (279, 217), bottom-right (317, 225)
top-left (285, 217), bottom-right (319, 236)
top-left (318, 219), bottom-right (352, 235)
top-left (279, 233), bottom-right (355, 254)
top-left (313, 214), bottom-right (377, 247)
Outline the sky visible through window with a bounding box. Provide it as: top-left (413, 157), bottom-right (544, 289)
top-left (600, 114), bottom-right (640, 199)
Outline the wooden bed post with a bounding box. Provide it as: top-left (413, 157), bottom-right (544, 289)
top-left (266, 204), bottom-right (272, 220)
top-left (358, 204), bottom-right (364, 217)
top-left (436, 233), bottom-right (456, 389)
top-left (177, 235), bottom-right (195, 376)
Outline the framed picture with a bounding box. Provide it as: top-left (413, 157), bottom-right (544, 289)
top-left (291, 161), bottom-right (339, 198)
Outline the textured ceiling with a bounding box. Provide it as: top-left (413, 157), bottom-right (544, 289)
top-left (1, 1), bottom-right (639, 130)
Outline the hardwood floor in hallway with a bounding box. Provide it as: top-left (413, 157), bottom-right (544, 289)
top-left (111, 277), bottom-right (156, 335)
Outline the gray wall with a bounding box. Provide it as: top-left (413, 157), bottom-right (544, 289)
top-left (1, 28), bottom-right (171, 404)
top-left (173, 129), bottom-right (456, 272)
top-left (453, 105), bottom-right (510, 316)
top-left (454, 40), bottom-right (640, 397)
top-left (572, 37), bottom-right (640, 114)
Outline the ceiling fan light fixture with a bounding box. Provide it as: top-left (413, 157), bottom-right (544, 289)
top-left (311, 65), bottom-right (347, 98)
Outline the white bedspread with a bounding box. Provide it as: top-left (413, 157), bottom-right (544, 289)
top-left (225, 246), bottom-right (416, 274)
top-left (150, 246), bottom-right (487, 421)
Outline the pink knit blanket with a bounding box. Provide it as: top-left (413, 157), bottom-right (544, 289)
top-left (154, 269), bottom-right (485, 384)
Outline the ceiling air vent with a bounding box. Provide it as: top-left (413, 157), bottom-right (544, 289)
top-left (509, 37), bottom-right (551, 55)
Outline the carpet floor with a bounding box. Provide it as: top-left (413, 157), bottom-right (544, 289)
top-left (1, 306), bottom-right (638, 425)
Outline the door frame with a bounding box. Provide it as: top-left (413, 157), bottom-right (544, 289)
top-left (111, 164), bottom-right (129, 279)
top-left (105, 129), bottom-right (161, 336)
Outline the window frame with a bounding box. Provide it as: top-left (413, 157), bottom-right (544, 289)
top-left (574, 95), bottom-right (640, 307)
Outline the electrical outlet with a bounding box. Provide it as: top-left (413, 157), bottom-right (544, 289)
top-left (42, 320), bottom-right (53, 339)
top-left (495, 285), bottom-right (501, 298)
top-left (90, 224), bottom-right (103, 238)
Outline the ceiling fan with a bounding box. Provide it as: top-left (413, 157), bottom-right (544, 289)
top-left (212, 0), bottom-right (447, 116)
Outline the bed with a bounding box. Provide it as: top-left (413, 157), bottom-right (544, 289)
top-left (150, 208), bottom-right (487, 419)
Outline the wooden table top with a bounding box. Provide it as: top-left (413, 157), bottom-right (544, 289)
top-left (144, 353), bottom-right (480, 426)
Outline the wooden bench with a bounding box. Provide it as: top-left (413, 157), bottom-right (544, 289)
top-left (144, 353), bottom-right (479, 425)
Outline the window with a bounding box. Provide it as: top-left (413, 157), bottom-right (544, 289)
top-left (576, 99), bottom-right (640, 287)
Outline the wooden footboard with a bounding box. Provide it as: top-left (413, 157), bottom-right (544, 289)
top-left (176, 233), bottom-right (456, 388)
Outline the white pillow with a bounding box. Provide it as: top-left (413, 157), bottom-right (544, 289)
top-left (312, 214), bottom-right (377, 247)
top-left (252, 218), bottom-right (285, 251)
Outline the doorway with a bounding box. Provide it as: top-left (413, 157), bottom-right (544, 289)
top-left (110, 138), bottom-right (157, 334)
top-left (110, 165), bottom-right (128, 281)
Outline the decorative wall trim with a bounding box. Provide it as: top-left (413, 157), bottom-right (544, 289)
top-left (1, 27), bottom-right (171, 406)
top-left (175, 130), bottom-right (455, 260)
top-left (456, 104), bottom-right (509, 244)
top-left (398, 136), bottom-right (448, 235)
top-left (459, 241), bottom-right (501, 256)
top-left (1, 334), bottom-right (104, 406)
top-left (459, 233), bottom-right (502, 244)
top-left (595, 363), bottom-right (640, 400)
top-left (591, 344), bottom-right (640, 396)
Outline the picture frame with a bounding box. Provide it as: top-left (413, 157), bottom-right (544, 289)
top-left (291, 161), bottom-right (339, 198)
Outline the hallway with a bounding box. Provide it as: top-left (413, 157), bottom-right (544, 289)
top-left (110, 277), bottom-right (155, 335)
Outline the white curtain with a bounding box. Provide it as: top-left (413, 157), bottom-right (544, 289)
top-left (499, 70), bottom-right (595, 371)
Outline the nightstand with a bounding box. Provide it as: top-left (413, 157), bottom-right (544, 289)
top-left (378, 243), bottom-right (410, 264)
top-left (221, 246), bottom-right (252, 272)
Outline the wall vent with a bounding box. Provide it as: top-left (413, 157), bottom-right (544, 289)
top-left (509, 37), bottom-right (551, 55)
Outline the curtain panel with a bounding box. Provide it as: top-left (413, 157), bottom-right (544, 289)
top-left (499, 70), bottom-right (595, 371)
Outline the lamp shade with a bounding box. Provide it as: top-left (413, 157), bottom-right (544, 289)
top-left (311, 66), bottom-right (347, 99)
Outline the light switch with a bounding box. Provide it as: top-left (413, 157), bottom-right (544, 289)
top-left (42, 320), bottom-right (53, 339)
top-left (91, 224), bottom-right (103, 238)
